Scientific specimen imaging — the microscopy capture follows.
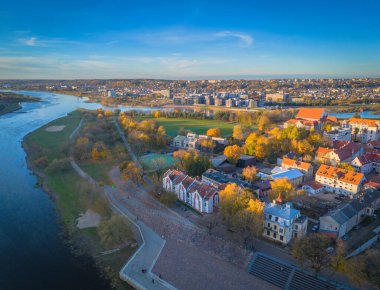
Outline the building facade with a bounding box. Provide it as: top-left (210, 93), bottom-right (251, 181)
top-left (315, 164), bottom-right (365, 196)
top-left (263, 202), bottom-right (308, 244)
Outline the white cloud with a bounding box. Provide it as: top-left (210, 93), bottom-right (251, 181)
top-left (215, 31), bottom-right (254, 47)
top-left (18, 36), bottom-right (82, 47)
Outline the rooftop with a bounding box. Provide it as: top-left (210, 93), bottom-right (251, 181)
top-left (316, 164), bottom-right (364, 186)
top-left (264, 202), bottom-right (299, 220)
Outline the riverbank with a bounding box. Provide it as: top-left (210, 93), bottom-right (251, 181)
top-left (0, 91), bottom-right (40, 115)
top-left (23, 110), bottom-right (136, 290)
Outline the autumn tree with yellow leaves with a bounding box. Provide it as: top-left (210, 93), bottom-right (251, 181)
top-left (224, 145), bottom-right (243, 164)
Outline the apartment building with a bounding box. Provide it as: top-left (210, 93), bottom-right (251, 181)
top-left (263, 202), bottom-right (308, 244)
top-left (315, 164), bottom-right (365, 196)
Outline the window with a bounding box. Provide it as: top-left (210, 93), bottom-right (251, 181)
top-left (294, 233), bottom-right (298, 238)
top-left (267, 222), bottom-right (270, 227)
top-left (275, 217), bottom-right (278, 222)
top-left (267, 230), bottom-right (270, 235)
top-left (274, 225), bottom-right (277, 230)
top-left (269, 214), bottom-right (272, 219)
top-left (279, 228), bottom-right (283, 233)
top-left (294, 225), bottom-right (298, 230)
top-left (280, 235), bottom-right (283, 241)
top-left (273, 233), bottom-right (277, 238)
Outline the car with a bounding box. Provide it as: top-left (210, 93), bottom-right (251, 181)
top-left (311, 224), bottom-right (319, 232)
top-left (326, 247), bottom-right (334, 254)
top-left (342, 234), bottom-right (349, 241)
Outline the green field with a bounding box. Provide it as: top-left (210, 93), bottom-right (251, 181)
top-left (135, 116), bottom-right (236, 137)
top-left (140, 153), bottom-right (177, 170)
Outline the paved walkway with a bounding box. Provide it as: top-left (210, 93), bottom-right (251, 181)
top-left (114, 119), bottom-right (142, 169)
top-left (68, 119), bottom-right (176, 290)
top-left (104, 186), bottom-right (176, 290)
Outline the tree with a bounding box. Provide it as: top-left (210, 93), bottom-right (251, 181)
top-left (338, 163), bottom-right (355, 171)
top-left (242, 166), bottom-right (257, 182)
top-left (104, 110), bottom-right (113, 118)
top-left (97, 214), bottom-right (133, 248)
top-left (150, 157), bottom-right (167, 184)
top-left (257, 115), bottom-right (271, 131)
top-left (200, 139), bottom-right (216, 153)
top-left (224, 145), bottom-right (243, 164)
top-left (270, 178), bottom-right (295, 201)
top-left (232, 125), bottom-right (244, 141)
top-left (91, 142), bottom-right (108, 160)
top-left (292, 234), bottom-right (330, 273)
top-left (173, 149), bottom-right (188, 168)
top-left (206, 128), bottom-right (221, 138)
top-left (353, 112), bottom-right (361, 118)
top-left (219, 183), bottom-right (241, 228)
top-left (154, 111), bottom-right (161, 118)
top-left (353, 127), bottom-right (360, 141)
top-left (120, 161), bottom-right (143, 185)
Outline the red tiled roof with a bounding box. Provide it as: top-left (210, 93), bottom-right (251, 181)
top-left (348, 118), bottom-right (379, 127)
top-left (282, 157), bottom-right (311, 171)
top-left (325, 116), bottom-right (338, 123)
top-left (303, 180), bottom-right (324, 190)
top-left (316, 164), bottom-right (364, 186)
top-left (355, 153), bottom-right (380, 165)
top-left (296, 108), bottom-right (326, 120)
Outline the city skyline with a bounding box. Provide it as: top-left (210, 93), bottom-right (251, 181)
top-left (1, 0), bottom-right (380, 79)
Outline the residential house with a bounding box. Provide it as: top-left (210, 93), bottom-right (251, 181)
top-left (316, 141), bottom-right (363, 166)
top-left (263, 202), bottom-right (308, 244)
top-left (351, 153), bottom-right (380, 174)
top-left (347, 118), bottom-right (380, 143)
top-left (323, 127), bottom-right (352, 142)
top-left (163, 169), bottom-right (219, 213)
top-left (172, 133), bottom-right (227, 150)
top-left (315, 164), bottom-right (365, 196)
top-left (302, 181), bottom-right (325, 195)
top-left (283, 108), bottom-right (327, 131)
top-left (281, 157), bottom-right (313, 180)
top-left (319, 190), bottom-right (380, 239)
top-left (271, 168), bottom-right (304, 187)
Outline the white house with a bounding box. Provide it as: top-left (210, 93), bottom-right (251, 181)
top-left (163, 169), bottom-right (219, 213)
top-left (351, 153), bottom-right (380, 174)
top-left (263, 202), bottom-right (308, 244)
top-left (347, 118), bottom-right (380, 143)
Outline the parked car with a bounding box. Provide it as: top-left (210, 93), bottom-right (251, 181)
top-left (326, 247), bottom-right (334, 254)
top-left (342, 234), bottom-right (349, 241)
top-left (312, 224), bottom-right (319, 232)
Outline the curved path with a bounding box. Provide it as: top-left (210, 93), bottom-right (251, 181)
top-left (69, 119), bottom-right (176, 290)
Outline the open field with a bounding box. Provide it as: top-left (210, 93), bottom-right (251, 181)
top-left (140, 153), bottom-right (177, 170)
top-left (135, 116), bottom-right (236, 137)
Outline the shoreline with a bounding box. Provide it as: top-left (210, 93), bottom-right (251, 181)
top-left (22, 121), bottom-right (116, 289)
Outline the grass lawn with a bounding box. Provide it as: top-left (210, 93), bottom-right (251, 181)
top-left (27, 111), bottom-right (82, 160)
top-left (79, 160), bottom-right (118, 185)
top-left (135, 116), bottom-right (236, 137)
top-left (140, 153), bottom-right (177, 170)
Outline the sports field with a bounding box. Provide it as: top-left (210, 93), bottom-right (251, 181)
top-left (136, 116), bottom-right (236, 137)
top-left (140, 153), bottom-right (177, 170)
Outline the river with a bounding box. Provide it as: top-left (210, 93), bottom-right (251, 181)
top-left (0, 91), bottom-right (110, 290)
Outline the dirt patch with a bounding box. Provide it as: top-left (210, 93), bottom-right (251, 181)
top-left (45, 125), bottom-right (66, 132)
top-left (77, 209), bottom-right (102, 229)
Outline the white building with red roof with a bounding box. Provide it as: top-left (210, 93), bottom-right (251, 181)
top-left (163, 169), bottom-right (220, 213)
top-left (283, 108), bottom-right (327, 131)
top-left (351, 153), bottom-right (380, 174)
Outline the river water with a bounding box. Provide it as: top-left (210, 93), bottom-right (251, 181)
top-left (0, 91), bottom-right (110, 290)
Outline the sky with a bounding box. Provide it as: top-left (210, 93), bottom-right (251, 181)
top-left (0, 0), bottom-right (379, 79)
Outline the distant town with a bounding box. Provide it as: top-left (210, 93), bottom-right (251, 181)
top-left (3, 82), bottom-right (380, 290)
top-left (2, 78), bottom-right (380, 111)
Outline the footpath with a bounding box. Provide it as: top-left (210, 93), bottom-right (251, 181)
top-left (69, 119), bottom-right (177, 290)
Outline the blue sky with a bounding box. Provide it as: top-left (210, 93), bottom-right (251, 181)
top-left (1, 0), bottom-right (379, 79)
